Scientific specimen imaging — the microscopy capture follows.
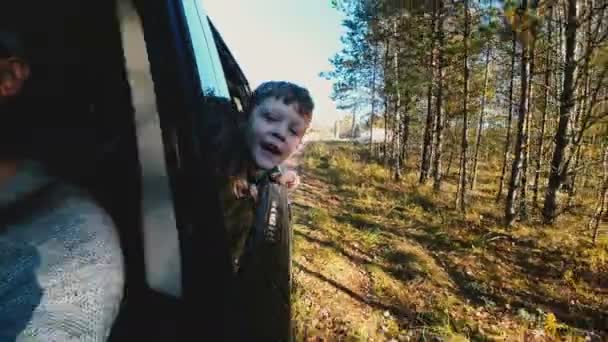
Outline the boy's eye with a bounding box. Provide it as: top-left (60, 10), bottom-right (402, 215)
top-left (263, 112), bottom-right (278, 122)
top-left (289, 128), bottom-right (299, 136)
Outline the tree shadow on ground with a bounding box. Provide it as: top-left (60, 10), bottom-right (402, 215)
top-left (327, 200), bottom-right (608, 332)
top-left (381, 247), bottom-right (429, 282)
top-left (333, 211), bottom-right (381, 232)
top-left (298, 142), bottom-right (608, 335)
top-left (295, 230), bottom-right (425, 283)
top-left (407, 191), bottom-right (438, 213)
top-left (394, 221), bottom-right (608, 333)
top-left (294, 261), bottom-right (420, 324)
top-left (429, 253), bottom-right (608, 332)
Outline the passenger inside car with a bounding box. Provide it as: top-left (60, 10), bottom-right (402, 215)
top-left (0, 29), bottom-right (125, 341)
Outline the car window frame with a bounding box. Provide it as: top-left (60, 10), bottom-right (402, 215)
top-left (181, 0), bottom-right (230, 99)
top-left (208, 18), bottom-right (252, 111)
top-left (133, 0), bottom-right (234, 337)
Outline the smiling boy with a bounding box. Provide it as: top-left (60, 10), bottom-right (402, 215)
top-left (245, 83), bottom-right (311, 171)
top-left (243, 81), bottom-right (312, 195)
top-left (210, 81), bottom-right (313, 272)
top-left (223, 81), bottom-right (313, 341)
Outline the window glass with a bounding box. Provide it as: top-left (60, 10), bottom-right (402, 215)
top-left (181, 0), bottom-right (230, 98)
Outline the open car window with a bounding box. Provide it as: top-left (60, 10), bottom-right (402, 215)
top-left (208, 19), bottom-right (251, 112)
top-left (181, 0), bottom-right (230, 99)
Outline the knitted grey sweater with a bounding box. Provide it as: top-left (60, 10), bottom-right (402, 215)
top-left (0, 161), bottom-right (124, 342)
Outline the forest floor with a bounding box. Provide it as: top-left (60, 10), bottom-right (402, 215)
top-left (290, 141), bottom-right (607, 341)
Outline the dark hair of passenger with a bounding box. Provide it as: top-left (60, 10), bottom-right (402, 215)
top-left (247, 81), bottom-right (314, 120)
top-left (0, 29), bottom-right (28, 59)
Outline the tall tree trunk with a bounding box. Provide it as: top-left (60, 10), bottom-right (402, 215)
top-left (420, 87), bottom-right (435, 183)
top-left (543, 0), bottom-right (578, 224)
top-left (505, 0), bottom-right (532, 226)
top-left (565, 82), bottom-right (584, 205)
top-left (383, 96), bottom-right (390, 168)
top-left (393, 20), bottom-right (402, 182)
top-left (520, 37), bottom-right (536, 221)
top-left (456, 0), bottom-right (470, 213)
top-left (420, 4), bottom-right (438, 184)
top-left (432, 0), bottom-right (445, 192)
top-left (533, 4), bottom-right (554, 206)
top-left (590, 143), bottom-right (608, 245)
top-left (582, 134), bottom-right (596, 191)
top-left (394, 116), bottom-right (402, 181)
top-left (446, 148), bottom-right (455, 177)
top-left (401, 104), bottom-right (410, 173)
top-left (351, 79), bottom-right (358, 138)
top-left (567, 143), bottom-right (583, 208)
top-left (471, 47), bottom-right (491, 190)
top-left (556, 4), bottom-right (565, 98)
top-left (520, 110), bottom-right (532, 220)
top-left (383, 39), bottom-right (391, 169)
top-left (497, 34), bottom-right (517, 203)
top-left (389, 102), bottom-right (397, 174)
top-left (369, 46), bottom-right (378, 156)
top-left (566, 0), bottom-right (594, 210)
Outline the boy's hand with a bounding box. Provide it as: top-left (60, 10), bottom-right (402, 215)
top-left (277, 170), bottom-right (300, 190)
top-left (233, 178), bottom-right (258, 202)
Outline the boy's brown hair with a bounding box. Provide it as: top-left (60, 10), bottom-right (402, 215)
top-left (246, 81), bottom-right (314, 121)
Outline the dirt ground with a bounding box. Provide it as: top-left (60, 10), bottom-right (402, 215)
top-left (289, 142), bottom-right (607, 341)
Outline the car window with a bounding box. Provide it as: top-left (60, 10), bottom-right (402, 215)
top-left (209, 19), bottom-right (250, 113)
top-left (118, 0), bottom-right (182, 298)
top-left (181, 0), bottom-right (230, 99)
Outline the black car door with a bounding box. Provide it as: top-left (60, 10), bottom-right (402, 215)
top-left (129, 0), bottom-right (236, 338)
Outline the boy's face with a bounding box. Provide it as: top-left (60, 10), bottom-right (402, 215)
top-left (246, 97), bottom-right (310, 170)
top-left (0, 56), bottom-right (29, 104)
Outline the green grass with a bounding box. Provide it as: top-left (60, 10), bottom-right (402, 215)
top-left (291, 141), bottom-right (607, 341)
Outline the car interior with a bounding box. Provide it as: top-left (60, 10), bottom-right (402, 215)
top-left (2, 0), bottom-right (253, 340)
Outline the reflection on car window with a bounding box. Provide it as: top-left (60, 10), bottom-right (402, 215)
top-left (208, 19), bottom-right (250, 112)
top-left (181, 0), bottom-right (230, 99)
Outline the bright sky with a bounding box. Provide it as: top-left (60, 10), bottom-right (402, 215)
top-left (203, 0), bottom-right (346, 129)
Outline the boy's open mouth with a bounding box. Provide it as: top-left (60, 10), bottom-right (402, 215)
top-left (261, 142), bottom-right (281, 156)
